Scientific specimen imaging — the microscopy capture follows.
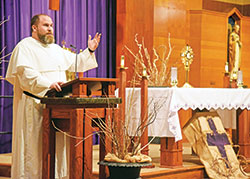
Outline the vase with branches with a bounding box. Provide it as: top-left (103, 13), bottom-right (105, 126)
top-left (95, 87), bottom-right (165, 179)
top-left (94, 90), bottom-right (164, 164)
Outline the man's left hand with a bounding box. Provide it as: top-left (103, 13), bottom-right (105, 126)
top-left (88, 32), bottom-right (101, 52)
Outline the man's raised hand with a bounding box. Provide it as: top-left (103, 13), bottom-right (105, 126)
top-left (88, 32), bottom-right (101, 52)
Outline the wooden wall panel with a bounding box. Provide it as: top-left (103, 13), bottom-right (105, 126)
top-left (189, 10), bottom-right (228, 87)
top-left (203, 0), bottom-right (242, 14)
top-left (189, 12), bottom-right (202, 87)
top-left (186, 0), bottom-right (202, 10)
top-left (188, 8), bottom-right (250, 88)
top-left (117, 0), bottom-right (250, 88)
top-left (116, 0), bottom-right (154, 86)
top-left (203, 0), bottom-right (250, 17)
top-left (116, 0), bottom-right (126, 76)
top-left (243, 5), bottom-right (250, 17)
top-left (154, 0), bottom-right (189, 87)
top-left (240, 17), bottom-right (250, 87)
top-left (200, 10), bottom-right (227, 87)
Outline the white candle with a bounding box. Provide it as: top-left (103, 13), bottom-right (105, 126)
top-left (237, 70), bottom-right (243, 83)
top-left (225, 62), bottom-right (229, 73)
top-left (171, 67), bottom-right (177, 82)
top-left (142, 68), bottom-right (147, 77)
top-left (120, 55), bottom-right (125, 68)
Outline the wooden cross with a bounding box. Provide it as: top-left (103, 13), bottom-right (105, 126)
top-left (206, 118), bottom-right (230, 164)
top-left (49, 0), bottom-right (60, 10)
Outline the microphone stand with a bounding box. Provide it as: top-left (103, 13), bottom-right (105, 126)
top-left (70, 45), bottom-right (78, 79)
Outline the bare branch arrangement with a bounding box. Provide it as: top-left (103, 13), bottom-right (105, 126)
top-left (125, 33), bottom-right (175, 86)
top-left (88, 92), bottom-right (166, 163)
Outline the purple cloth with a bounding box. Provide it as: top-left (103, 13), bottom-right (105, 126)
top-left (207, 118), bottom-right (230, 166)
top-left (0, 0), bottom-right (115, 153)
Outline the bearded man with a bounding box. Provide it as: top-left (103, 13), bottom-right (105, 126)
top-left (5, 14), bottom-right (101, 179)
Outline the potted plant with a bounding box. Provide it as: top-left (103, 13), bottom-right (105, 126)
top-left (94, 88), bottom-right (164, 179)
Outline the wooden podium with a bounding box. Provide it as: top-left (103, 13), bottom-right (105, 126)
top-left (41, 78), bottom-right (121, 179)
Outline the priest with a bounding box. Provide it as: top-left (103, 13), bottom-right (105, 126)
top-left (5, 14), bottom-right (101, 179)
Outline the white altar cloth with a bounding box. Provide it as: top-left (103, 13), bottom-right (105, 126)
top-left (124, 87), bottom-right (250, 142)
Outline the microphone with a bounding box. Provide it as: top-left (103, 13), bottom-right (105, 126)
top-left (70, 44), bottom-right (78, 79)
top-left (70, 44), bottom-right (76, 49)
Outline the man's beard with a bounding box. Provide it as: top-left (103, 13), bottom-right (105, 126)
top-left (38, 33), bottom-right (54, 44)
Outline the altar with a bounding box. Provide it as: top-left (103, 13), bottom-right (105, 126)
top-left (126, 87), bottom-right (250, 139)
top-left (125, 87), bottom-right (250, 166)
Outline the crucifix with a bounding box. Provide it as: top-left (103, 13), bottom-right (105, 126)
top-left (206, 118), bottom-right (231, 166)
top-left (49, 0), bottom-right (60, 10)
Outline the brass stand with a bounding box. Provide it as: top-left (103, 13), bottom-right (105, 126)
top-left (180, 45), bottom-right (194, 88)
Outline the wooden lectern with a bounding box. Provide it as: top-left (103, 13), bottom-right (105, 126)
top-left (41, 78), bottom-right (121, 179)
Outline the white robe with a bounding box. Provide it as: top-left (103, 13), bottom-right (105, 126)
top-left (5, 37), bottom-right (98, 179)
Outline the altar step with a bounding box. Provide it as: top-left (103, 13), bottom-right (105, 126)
top-left (93, 154), bottom-right (208, 179)
top-left (92, 143), bottom-right (250, 179)
top-left (1, 144), bottom-right (249, 178)
top-left (92, 143), bottom-right (210, 179)
top-left (1, 144), bottom-right (206, 178)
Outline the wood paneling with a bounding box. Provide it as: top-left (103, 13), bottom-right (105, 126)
top-left (117, 0), bottom-right (250, 87)
top-left (154, 0), bottom-right (188, 87)
top-left (188, 10), bottom-right (228, 87)
top-left (116, 0), bottom-right (126, 77)
top-left (203, 0), bottom-right (250, 16)
top-left (238, 109), bottom-right (250, 158)
top-left (189, 11), bottom-right (202, 87)
top-left (116, 0), bottom-right (154, 86)
top-left (243, 5), bottom-right (250, 16)
top-left (203, 0), bottom-right (241, 13)
top-left (240, 17), bottom-right (250, 86)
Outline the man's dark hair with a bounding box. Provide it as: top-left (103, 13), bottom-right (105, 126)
top-left (30, 14), bottom-right (49, 33)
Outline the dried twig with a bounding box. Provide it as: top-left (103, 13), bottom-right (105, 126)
top-left (125, 33), bottom-right (175, 86)
top-left (0, 16), bottom-right (10, 26)
top-left (0, 16), bottom-right (11, 80)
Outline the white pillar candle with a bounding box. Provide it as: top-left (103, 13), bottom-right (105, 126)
top-left (120, 55), bottom-right (125, 68)
top-left (142, 68), bottom-right (147, 77)
top-left (237, 70), bottom-right (243, 83)
top-left (171, 67), bottom-right (177, 82)
top-left (225, 62), bottom-right (229, 73)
